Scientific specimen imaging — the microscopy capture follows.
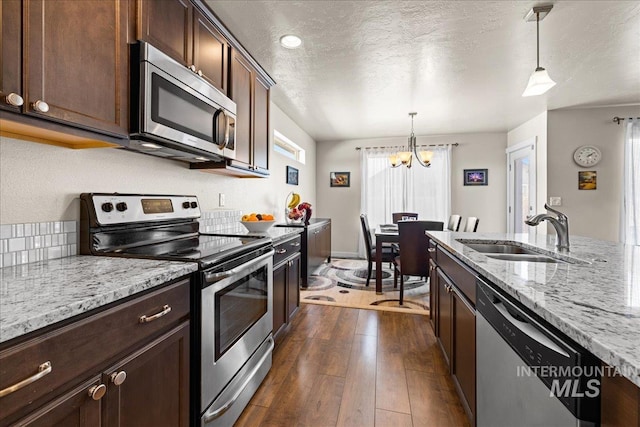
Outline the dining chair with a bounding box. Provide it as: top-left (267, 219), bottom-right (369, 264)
top-left (447, 214), bottom-right (462, 232)
top-left (360, 214), bottom-right (397, 287)
top-left (393, 220), bottom-right (444, 304)
top-left (462, 217), bottom-right (480, 232)
top-left (392, 212), bottom-right (418, 224)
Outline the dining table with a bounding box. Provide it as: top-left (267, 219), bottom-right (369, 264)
top-left (374, 225), bottom-right (399, 294)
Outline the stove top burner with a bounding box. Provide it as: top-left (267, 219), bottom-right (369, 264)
top-left (108, 233), bottom-right (270, 268)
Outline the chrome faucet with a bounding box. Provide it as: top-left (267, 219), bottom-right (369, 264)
top-left (525, 204), bottom-right (570, 252)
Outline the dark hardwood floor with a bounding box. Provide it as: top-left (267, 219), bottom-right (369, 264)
top-left (235, 304), bottom-right (470, 427)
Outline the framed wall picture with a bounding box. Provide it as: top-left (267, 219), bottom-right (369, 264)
top-left (578, 171), bottom-right (597, 190)
top-left (286, 166), bottom-right (299, 185)
top-left (464, 169), bottom-right (488, 186)
top-left (330, 172), bottom-right (350, 187)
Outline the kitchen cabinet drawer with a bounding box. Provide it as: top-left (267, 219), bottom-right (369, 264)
top-left (0, 278), bottom-right (189, 422)
top-left (273, 235), bottom-right (302, 266)
top-left (437, 246), bottom-right (476, 305)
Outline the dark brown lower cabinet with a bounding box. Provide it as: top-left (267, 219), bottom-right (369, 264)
top-left (436, 269), bottom-right (453, 366)
top-left (0, 279), bottom-right (191, 427)
top-left (272, 237), bottom-right (302, 343)
top-left (452, 286), bottom-right (476, 424)
top-left (102, 322), bottom-right (190, 427)
top-left (429, 258), bottom-right (438, 330)
top-left (11, 376), bottom-right (104, 427)
top-left (432, 248), bottom-right (476, 424)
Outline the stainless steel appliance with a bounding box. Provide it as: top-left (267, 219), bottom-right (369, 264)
top-left (476, 278), bottom-right (600, 427)
top-left (129, 41), bottom-right (236, 163)
top-left (79, 193), bottom-right (274, 427)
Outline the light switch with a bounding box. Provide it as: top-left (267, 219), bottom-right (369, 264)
top-left (549, 196), bottom-right (562, 206)
top-left (219, 193), bottom-right (225, 207)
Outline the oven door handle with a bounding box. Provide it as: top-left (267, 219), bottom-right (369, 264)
top-left (202, 336), bottom-right (275, 423)
top-left (204, 250), bottom-right (274, 284)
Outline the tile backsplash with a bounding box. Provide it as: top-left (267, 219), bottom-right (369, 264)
top-left (0, 210), bottom-right (243, 268)
top-left (0, 221), bottom-right (77, 268)
top-left (199, 210), bottom-right (243, 233)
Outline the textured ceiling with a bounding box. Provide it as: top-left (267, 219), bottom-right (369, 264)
top-left (206, 0), bottom-right (640, 141)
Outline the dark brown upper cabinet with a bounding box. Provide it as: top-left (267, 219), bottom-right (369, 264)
top-left (1, 0), bottom-right (129, 138)
top-left (137, 0), bottom-right (228, 95)
top-left (228, 48), bottom-right (270, 175)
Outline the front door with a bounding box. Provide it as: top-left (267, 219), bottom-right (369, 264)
top-left (507, 138), bottom-right (537, 233)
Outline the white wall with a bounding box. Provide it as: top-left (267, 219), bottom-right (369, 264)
top-left (316, 133), bottom-right (507, 257)
top-left (547, 105), bottom-right (640, 242)
top-left (0, 103), bottom-right (316, 224)
top-left (507, 111), bottom-right (548, 216)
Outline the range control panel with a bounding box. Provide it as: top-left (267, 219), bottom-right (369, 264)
top-left (89, 194), bottom-right (201, 225)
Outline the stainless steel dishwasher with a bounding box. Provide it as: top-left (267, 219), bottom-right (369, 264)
top-left (476, 278), bottom-right (600, 427)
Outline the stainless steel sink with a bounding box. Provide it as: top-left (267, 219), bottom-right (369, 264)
top-left (463, 243), bottom-right (539, 255)
top-left (456, 239), bottom-right (587, 264)
top-left (485, 253), bottom-right (564, 263)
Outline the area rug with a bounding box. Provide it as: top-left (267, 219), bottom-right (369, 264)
top-left (302, 258), bottom-right (429, 314)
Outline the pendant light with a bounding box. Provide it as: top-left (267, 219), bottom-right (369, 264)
top-left (522, 5), bottom-right (556, 97)
top-left (389, 113), bottom-right (433, 168)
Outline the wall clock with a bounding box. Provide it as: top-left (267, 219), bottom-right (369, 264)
top-left (573, 145), bottom-right (602, 167)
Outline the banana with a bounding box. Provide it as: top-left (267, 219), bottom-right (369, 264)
top-left (287, 193), bottom-right (300, 209)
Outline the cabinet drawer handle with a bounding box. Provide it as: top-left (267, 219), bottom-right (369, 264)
top-left (110, 371), bottom-right (127, 386)
top-left (139, 305), bottom-right (171, 323)
top-left (88, 384), bottom-right (107, 401)
top-left (0, 361), bottom-right (52, 398)
top-left (428, 248), bottom-right (436, 253)
top-left (5, 93), bottom-right (24, 107)
top-left (32, 100), bottom-right (49, 113)
top-left (275, 248), bottom-right (287, 254)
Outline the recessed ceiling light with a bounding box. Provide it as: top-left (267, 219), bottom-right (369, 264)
top-left (195, 156), bottom-right (209, 161)
top-left (280, 34), bottom-right (302, 49)
top-left (141, 142), bottom-right (160, 149)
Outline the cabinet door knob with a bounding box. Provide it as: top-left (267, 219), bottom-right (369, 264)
top-left (189, 64), bottom-right (197, 72)
top-left (110, 371), bottom-right (127, 386)
top-left (5, 92), bottom-right (24, 107)
top-left (32, 100), bottom-right (49, 113)
top-left (88, 384), bottom-right (107, 400)
top-left (428, 248), bottom-right (436, 253)
top-left (275, 248), bottom-right (287, 254)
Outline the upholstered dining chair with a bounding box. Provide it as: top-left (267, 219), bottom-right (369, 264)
top-left (462, 217), bottom-right (480, 232)
top-left (392, 212), bottom-right (419, 224)
top-left (393, 220), bottom-right (444, 304)
top-left (447, 214), bottom-right (462, 232)
top-left (360, 214), bottom-right (397, 287)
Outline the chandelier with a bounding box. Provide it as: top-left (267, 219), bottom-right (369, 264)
top-left (389, 112), bottom-right (433, 168)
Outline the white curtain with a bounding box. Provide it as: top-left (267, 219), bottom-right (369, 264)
top-left (359, 146), bottom-right (452, 258)
top-left (621, 118), bottom-right (640, 245)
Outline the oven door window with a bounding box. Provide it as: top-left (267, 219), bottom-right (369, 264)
top-left (214, 266), bottom-right (268, 360)
top-left (151, 72), bottom-right (216, 142)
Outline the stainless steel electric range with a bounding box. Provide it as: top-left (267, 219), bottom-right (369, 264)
top-left (79, 193), bottom-right (274, 427)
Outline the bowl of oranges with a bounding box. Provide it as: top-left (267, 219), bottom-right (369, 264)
top-left (240, 213), bottom-right (275, 233)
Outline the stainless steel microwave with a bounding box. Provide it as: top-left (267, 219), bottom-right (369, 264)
top-left (129, 41), bottom-right (236, 163)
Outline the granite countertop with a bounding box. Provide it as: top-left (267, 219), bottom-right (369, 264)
top-left (0, 256), bottom-right (198, 344)
top-left (213, 224), bottom-right (303, 243)
top-left (275, 218), bottom-right (331, 228)
top-left (427, 231), bottom-right (640, 387)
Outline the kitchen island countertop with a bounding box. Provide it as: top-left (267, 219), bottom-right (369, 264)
top-left (0, 256), bottom-right (197, 345)
top-left (427, 231), bottom-right (640, 387)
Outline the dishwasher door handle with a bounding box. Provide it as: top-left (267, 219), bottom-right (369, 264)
top-left (490, 296), bottom-right (570, 358)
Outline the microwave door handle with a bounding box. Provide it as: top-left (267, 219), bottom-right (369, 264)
top-left (213, 110), bottom-right (229, 150)
top-left (223, 110), bottom-right (230, 148)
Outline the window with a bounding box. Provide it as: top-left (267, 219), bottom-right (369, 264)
top-left (274, 130), bottom-right (305, 164)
